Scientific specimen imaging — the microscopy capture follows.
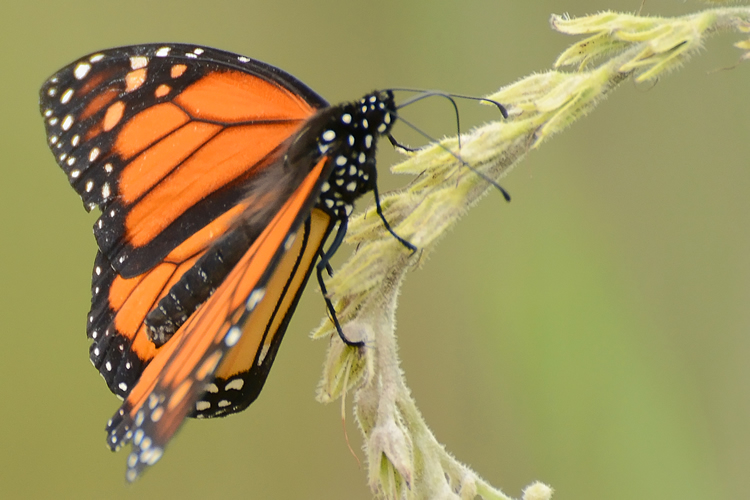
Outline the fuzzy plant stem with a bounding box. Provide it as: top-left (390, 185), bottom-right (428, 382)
top-left (312, 6), bottom-right (750, 500)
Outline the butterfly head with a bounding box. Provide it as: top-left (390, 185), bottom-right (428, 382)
top-left (356, 90), bottom-right (396, 137)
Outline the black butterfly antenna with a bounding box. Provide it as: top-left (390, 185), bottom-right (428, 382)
top-left (387, 89), bottom-right (511, 202)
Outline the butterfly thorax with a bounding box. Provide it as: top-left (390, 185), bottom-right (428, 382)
top-left (288, 90), bottom-right (396, 220)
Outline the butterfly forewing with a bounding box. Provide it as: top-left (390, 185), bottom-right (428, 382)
top-left (39, 44), bottom-right (327, 277)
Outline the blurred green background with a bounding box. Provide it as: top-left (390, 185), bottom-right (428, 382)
top-left (2, 0), bottom-right (748, 498)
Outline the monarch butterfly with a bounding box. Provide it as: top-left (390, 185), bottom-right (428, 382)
top-left (39, 43), bottom-right (420, 481)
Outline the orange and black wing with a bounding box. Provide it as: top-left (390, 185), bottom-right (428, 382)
top-left (39, 44), bottom-right (328, 397)
top-left (105, 161), bottom-right (335, 480)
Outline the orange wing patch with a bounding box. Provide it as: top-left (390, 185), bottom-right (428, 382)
top-left (119, 122), bottom-right (223, 204)
top-left (79, 89), bottom-right (119, 121)
top-left (113, 103), bottom-right (190, 159)
top-left (90, 201), bottom-right (250, 396)
top-left (175, 70), bottom-right (314, 122)
top-left (123, 123), bottom-right (299, 249)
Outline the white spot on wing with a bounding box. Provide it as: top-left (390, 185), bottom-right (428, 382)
top-left (257, 345), bottom-right (270, 366)
top-left (225, 378), bottom-right (244, 391)
top-left (140, 447), bottom-right (163, 465)
top-left (284, 234), bottom-right (296, 250)
top-left (74, 62), bottom-right (91, 79)
top-left (151, 406), bottom-right (164, 422)
top-left (224, 326), bottom-right (241, 347)
top-left (89, 53), bottom-right (105, 63)
top-left (61, 115), bottom-right (74, 131)
top-left (196, 401), bottom-right (211, 411)
top-left (155, 47), bottom-right (171, 57)
top-left (130, 56), bottom-right (148, 70)
top-left (60, 88), bottom-right (74, 104)
top-left (246, 288), bottom-right (265, 311)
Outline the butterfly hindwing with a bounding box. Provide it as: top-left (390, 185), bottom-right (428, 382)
top-left (87, 200), bottom-right (254, 397)
top-left (105, 158), bottom-right (333, 480)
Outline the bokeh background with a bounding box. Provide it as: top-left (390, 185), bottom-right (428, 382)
top-left (2, 0), bottom-right (749, 498)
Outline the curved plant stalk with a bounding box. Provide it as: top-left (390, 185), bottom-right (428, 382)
top-left (312, 6), bottom-right (750, 500)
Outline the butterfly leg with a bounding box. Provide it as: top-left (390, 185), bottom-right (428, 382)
top-left (387, 134), bottom-right (420, 153)
top-left (316, 218), bottom-right (364, 347)
top-left (319, 251), bottom-right (334, 277)
top-left (371, 181), bottom-right (417, 253)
